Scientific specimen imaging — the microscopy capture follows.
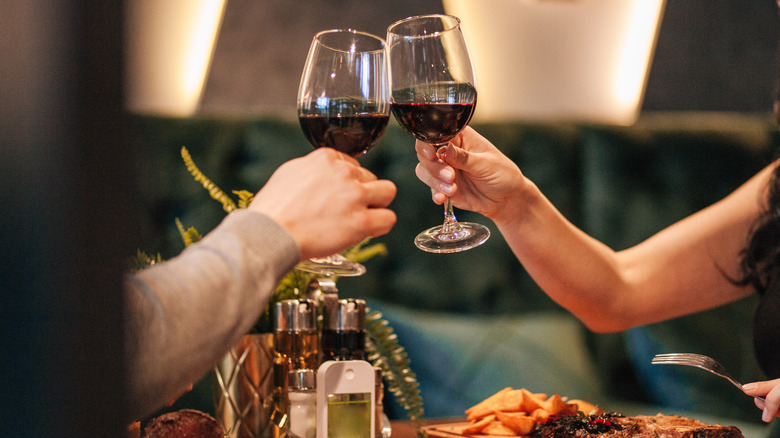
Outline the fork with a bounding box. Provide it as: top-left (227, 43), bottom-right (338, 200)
top-left (651, 353), bottom-right (765, 402)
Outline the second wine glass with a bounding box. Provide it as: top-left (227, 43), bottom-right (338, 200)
top-left (296, 29), bottom-right (390, 276)
top-left (387, 14), bottom-right (490, 253)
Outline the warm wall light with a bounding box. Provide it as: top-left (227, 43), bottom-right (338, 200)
top-left (442, 0), bottom-right (666, 125)
top-left (124, 0), bottom-right (227, 117)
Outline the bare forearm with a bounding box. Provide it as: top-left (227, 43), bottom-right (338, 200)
top-left (495, 181), bottom-right (629, 331)
top-left (495, 167), bottom-right (767, 333)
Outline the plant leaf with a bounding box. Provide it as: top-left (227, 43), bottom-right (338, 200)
top-left (233, 190), bottom-right (255, 209)
top-left (128, 249), bottom-right (163, 272)
top-left (181, 146), bottom-right (237, 213)
top-left (175, 218), bottom-right (202, 247)
top-left (342, 239), bottom-right (387, 263)
top-left (365, 308), bottom-right (425, 426)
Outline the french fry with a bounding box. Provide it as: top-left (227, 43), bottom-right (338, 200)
top-left (530, 408), bottom-right (550, 424)
top-left (483, 420), bottom-right (518, 436)
top-left (495, 411), bottom-right (536, 436)
top-left (459, 414), bottom-right (496, 435)
top-left (569, 399), bottom-right (602, 415)
top-left (461, 388), bottom-right (600, 437)
top-left (467, 389), bottom-right (525, 421)
top-left (541, 393), bottom-right (577, 417)
top-left (500, 390), bottom-right (527, 412)
top-left (466, 388), bottom-right (512, 416)
top-left (518, 388), bottom-right (545, 412)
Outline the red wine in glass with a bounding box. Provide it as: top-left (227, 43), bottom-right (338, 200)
top-left (390, 101), bottom-right (475, 147)
top-left (298, 113), bottom-right (389, 158)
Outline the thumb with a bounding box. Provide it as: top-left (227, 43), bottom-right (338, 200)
top-left (438, 143), bottom-right (471, 171)
top-left (743, 382), bottom-right (770, 397)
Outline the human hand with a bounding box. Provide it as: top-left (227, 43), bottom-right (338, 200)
top-left (743, 379), bottom-right (780, 422)
top-left (249, 148), bottom-right (397, 261)
top-left (414, 126), bottom-right (528, 224)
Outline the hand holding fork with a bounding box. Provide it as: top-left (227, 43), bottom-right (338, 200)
top-left (652, 353), bottom-right (776, 422)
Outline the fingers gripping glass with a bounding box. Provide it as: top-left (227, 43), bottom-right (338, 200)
top-left (296, 29), bottom-right (390, 276)
top-left (387, 14), bottom-right (490, 253)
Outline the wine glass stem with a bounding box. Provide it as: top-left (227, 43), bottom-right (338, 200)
top-left (442, 198), bottom-right (461, 234)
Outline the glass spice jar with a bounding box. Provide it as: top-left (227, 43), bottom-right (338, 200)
top-left (287, 369), bottom-right (316, 438)
top-left (273, 298), bottom-right (318, 421)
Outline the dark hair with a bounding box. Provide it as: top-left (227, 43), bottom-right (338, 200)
top-left (740, 30), bottom-right (780, 293)
top-left (738, 164), bottom-right (780, 294)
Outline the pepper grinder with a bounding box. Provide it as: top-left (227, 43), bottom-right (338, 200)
top-left (274, 298), bottom-right (319, 372)
top-left (321, 298), bottom-right (366, 361)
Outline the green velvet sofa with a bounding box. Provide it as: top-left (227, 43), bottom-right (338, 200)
top-left (130, 112), bottom-right (778, 436)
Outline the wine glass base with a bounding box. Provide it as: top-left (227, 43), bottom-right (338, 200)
top-left (414, 222), bottom-right (490, 253)
top-left (296, 255), bottom-right (366, 277)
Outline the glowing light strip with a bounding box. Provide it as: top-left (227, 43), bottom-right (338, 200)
top-left (614, 0), bottom-right (665, 112)
top-left (183, 0), bottom-right (227, 103)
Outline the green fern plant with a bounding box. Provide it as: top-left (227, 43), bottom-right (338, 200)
top-left (365, 309), bottom-right (426, 425)
top-left (180, 147), bottom-right (238, 213)
top-left (128, 249), bottom-right (163, 272)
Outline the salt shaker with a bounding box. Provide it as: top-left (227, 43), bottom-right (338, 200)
top-left (288, 369), bottom-right (317, 438)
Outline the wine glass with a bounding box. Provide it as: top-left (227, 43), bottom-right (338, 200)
top-left (387, 14), bottom-right (490, 253)
top-left (296, 29), bottom-right (390, 276)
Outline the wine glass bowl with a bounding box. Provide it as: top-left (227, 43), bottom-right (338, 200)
top-left (389, 82), bottom-right (476, 146)
top-left (298, 29), bottom-right (390, 158)
top-left (296, 29), bottom-right (389, 276)
top-left (387, 14), bottom-right (490, 253)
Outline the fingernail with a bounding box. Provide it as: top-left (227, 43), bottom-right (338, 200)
top-left (742, 383), bottom-right (757, 391)
top-left (441, 168), bottom-right (454, 180)
top-left (440, 182), bottom-right (454, 195)
top-left (763, 407), bottom-right (772, 422)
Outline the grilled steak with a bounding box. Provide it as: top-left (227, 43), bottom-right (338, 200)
top-left (143, 409), bottom-right (223, 437)
top-left (534, 413), bottom-right (744, 438)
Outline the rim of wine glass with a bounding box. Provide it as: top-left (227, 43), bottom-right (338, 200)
top-left (313, 28), bottom-right (386, 54)
top-left (387, 13), bottom-right (461, 38)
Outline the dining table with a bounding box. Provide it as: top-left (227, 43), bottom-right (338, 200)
top-left (390, 418), bottom-right (462, 438)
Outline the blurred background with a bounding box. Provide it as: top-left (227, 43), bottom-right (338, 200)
top-left (3, 0), bottom-right (780, 436)
top-left (199, 0), bottom-right (778, 116)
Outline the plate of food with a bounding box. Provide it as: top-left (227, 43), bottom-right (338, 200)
top-left (422, 387), bottom-right (745, 438)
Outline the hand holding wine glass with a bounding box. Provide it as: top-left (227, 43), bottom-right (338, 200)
top-left (250, 148), bottom-right (396, 261)
top-left (414, 126), bottom-right (526, 223)
top-left (387, 14), bottom-right (490, 253)
top-left (296, 29), bottom-right (390, 276)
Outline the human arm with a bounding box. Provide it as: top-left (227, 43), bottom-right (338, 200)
top-left (415, 127), bottom-right (770, 332)
top-left (124, 148), bottom-right (397, 419)
top-left (124, 210), bottom-right (297, 420)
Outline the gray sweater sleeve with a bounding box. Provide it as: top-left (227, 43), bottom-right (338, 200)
top-left (123, 209), bottom-right (300, 420)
